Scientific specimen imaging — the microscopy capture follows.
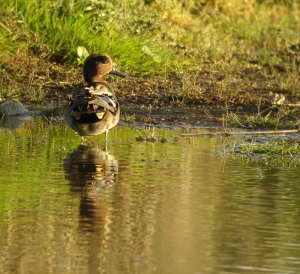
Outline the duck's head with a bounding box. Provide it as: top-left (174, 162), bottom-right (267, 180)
top-left (83, 54), bottom-right (126, 83)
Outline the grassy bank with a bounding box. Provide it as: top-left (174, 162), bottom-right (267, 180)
top-left (0, 0), bottom-right (300, 127)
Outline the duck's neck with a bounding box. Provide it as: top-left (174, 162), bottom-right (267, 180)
top-left (87, 80), bottom-right (107, 86)
top-left (86, 81), bottom-right (114, 91)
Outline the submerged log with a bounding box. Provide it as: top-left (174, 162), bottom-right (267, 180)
top-left (181, 129), bottom-right (300, 137)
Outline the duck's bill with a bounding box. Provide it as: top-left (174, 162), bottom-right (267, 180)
top-left (110, 68), bottom-right (126, 78)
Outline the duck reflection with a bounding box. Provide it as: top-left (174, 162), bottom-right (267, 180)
top-left (64, 145), bottom-right (118, 232)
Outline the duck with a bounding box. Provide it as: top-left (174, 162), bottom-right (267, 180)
top-left (64, 54), bottom-right (126, 145)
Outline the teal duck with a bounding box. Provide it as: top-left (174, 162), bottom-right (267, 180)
top-left (64, 54), bottom-right (125, 144)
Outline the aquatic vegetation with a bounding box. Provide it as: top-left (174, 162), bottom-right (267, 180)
top-left (221, 136), bottom-right (300, 167)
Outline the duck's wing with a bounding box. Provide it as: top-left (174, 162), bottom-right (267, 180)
top-left (69, 83), bottom-right (119, 122)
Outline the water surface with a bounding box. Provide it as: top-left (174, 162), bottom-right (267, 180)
top-left (1, 118), bottom-right (300, 274)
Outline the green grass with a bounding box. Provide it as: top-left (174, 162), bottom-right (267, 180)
top-left (1, 0), bottom-right (299, 73)
top-left (223, 105), bottom-right (298, 129)
top-left (0, 0), bottom-right (181, 74)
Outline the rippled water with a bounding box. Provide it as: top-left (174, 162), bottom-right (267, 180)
top-left (1, 117), bottom-right (300, 274)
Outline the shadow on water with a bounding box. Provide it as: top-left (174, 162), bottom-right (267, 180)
top-left (64, 145), bottom-right (118, 232)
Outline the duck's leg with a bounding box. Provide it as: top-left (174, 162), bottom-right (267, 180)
top-left (105, 129), bottom-right (109, 151)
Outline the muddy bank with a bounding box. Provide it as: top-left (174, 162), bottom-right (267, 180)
top-left (1, 97), bottom-right (299, 132)
top-left (1, 47), bottom-right (300, 130)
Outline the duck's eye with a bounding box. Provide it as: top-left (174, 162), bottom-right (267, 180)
top-left (96, 56), bottom-right (109, 64)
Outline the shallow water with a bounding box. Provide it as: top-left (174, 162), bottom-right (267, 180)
top-left (1, 118), bottom-right (300, 274)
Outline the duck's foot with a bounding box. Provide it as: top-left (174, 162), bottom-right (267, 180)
top-left (81, 136), bottom-right (88, 145)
